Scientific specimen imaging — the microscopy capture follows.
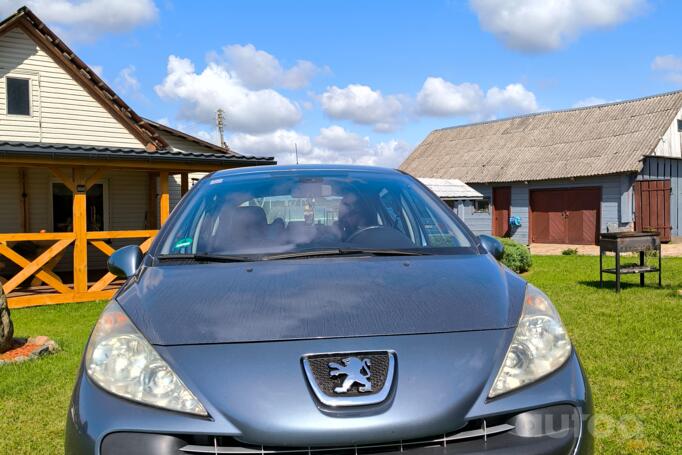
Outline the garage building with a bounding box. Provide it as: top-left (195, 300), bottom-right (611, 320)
top-left (400, 91), bottom-right (682, 245)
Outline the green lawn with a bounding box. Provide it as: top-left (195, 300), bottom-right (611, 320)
top-left (1, 256), bottom-right (681, 454)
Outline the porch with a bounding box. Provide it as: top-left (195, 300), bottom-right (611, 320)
top-left (0, 145), bottom-right (273, 309)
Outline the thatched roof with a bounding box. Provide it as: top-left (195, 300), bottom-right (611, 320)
top-left (400, 91), bottom-right (682, 183)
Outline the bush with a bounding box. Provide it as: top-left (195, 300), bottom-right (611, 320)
top-left (562, 248), bottom-right (578, 256)
top-left (496, 237), bottom-right (532, 273)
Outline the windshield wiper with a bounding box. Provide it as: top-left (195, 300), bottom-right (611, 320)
top-left (157, 253), bottom-right (255, 263)
top-left (263, 248), bottom-right (430, 261)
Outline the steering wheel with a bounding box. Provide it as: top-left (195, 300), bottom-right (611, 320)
top-left (346, 225), bottom-right (414, 248)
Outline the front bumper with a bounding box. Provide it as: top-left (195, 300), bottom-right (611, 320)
top-left (96, 404), bottom-right (588, 455)
top-left (65, 351), bottom-right (592, 455)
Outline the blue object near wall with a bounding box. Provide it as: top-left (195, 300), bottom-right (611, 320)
top-left (509, 215), bottom-right (521, 227)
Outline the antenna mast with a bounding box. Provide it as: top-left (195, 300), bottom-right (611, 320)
top-left (216, 108), bottom-right (226, 148)
top-left (295, 143), bottom-right (299, 164)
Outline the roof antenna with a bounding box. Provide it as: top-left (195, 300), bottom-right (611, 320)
top-left (295, 142), bottom-right (299, 164)
top-left (216, 108), bottom-right (227, 149)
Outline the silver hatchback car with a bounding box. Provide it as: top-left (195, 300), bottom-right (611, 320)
top-left (66, 165), bottom-right (592, 454)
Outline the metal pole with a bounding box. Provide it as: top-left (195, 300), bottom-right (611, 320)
top-left (217, 109), bottom-right (226, 149)
top-left (615, 247), bottom-right (621, 293)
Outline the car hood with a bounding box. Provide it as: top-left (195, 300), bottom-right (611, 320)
top-left (118, 254), bottom-right (526, 345)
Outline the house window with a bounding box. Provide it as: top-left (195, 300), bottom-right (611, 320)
top-left (677, 119), bottom-right (682, 132)
top-left (6, 77), bottom-right (30, 116)
top-left (52, 183), bottom-right (106, 232)
top-left (473, 199), bottom-right (490, 213)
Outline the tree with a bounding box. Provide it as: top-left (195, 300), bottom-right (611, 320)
top-left (0, 286), bottom-right (12, 353)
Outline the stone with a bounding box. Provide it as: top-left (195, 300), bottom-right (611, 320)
top-left (33, 335), bottom-right (49, 345)
top-left (0, 286), bottom-right (13, 354)
top-left (34, 345), bottom-right (50, 356)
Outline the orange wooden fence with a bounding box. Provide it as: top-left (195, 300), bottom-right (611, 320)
top-left (0, 230), bottom-right (157, 309)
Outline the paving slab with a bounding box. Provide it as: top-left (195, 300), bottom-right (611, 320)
top-left (530, 243), bottom-right (682, 256)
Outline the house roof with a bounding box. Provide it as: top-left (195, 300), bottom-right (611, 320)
top-left (0, 7), bottom-right (275, 165)
top-left (400, 91), bottom-right (682, 184)
top-left (0, 141), bottom-right (274, 167)
top-left (143, 118), bottom-right (237, 155)
top-left (418, 178), bottom-right (483, 199)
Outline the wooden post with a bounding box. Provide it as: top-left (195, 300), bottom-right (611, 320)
top-left (19, 168), bottom-right (29, 231)
top-left (180, 173), bottom-right (189, 197)
top-left (159, 171), bottom-right (170, 225)
top-left (73, 168), bottom-right (88, 292)
top-left (148, 172), bottom-right (158, 229)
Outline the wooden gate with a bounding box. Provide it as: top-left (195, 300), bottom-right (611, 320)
top-left (530, 187), bottom-right (601, 245)
top-left (492, 187), bottom-right (511, 237)
top-left (634, 179), bottom-right (671, 242)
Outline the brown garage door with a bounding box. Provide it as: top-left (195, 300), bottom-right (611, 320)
top-left (530, 188), bottom-right (601, 245)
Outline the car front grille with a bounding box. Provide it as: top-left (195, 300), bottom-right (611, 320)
top-left (178, 419), bottom-right (514, 455)
top-left (305, 352), bottom-right (391, 398)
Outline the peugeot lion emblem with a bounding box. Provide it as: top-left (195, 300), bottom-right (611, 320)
top-left (329, 357), bottom-right (372, 393)
top-left (302, 351), bottom-right (395, 407)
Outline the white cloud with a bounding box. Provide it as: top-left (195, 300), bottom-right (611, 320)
top-left (229, 129), bottom-right (312, 162)
top-left (416, 77), bottom-right (538, 119)
top-left (215, 44), bottom-right (322, 90)
top-left (486, 83), bottom-right (538, 115)
top-left (361, 139), bottom-right (413, 167)
top-left (572, 96), bottom-right (612, 108)
top-left (154, 55), bottom-right (302, 134)
top-left (320, 84), bottom-right (405, 132)
top-left (652, 55), bottom-right (682, 84)
top-left (0, 0), bottom-right (158, 42)
top-left (229, 128), bottom-right (411, 167)
top-left (469, 0), bottom-right (647, 52)
top-left (115, 65), bottom-right (140, 94)
top-left (416, 78), bottom-right (484, 117)
top-left (652, 55), bottom-right (682, 72)
top-left (314, 125), bottom-right (369, 151)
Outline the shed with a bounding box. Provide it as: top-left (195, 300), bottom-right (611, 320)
top-left (418, 178), bottom-right (484, 200)
top-left (418, 177), bottom-right (485, 216)
top-left (401, 91), bottom-right (682, 245)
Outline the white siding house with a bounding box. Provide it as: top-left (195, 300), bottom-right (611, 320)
top-left (0, 7), bottom-right (274, 308)
top-left (0, 28), bottom-right (142, 148)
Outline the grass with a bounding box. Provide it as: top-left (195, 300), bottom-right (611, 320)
top-left (526, 256), bottom-right (682, 454)
top-left (0, 301), bottom-right (106, 454)
top-left (1, 256), bottom-right (681, 454)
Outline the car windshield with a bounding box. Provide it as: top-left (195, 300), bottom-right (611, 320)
top-left (158, 170), bottom-right (476, 258)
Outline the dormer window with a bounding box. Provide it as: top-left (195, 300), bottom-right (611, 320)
top-left (6, 77), bottom-right (30, 116)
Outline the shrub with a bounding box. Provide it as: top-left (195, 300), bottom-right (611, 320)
top-left (496, 237), bottom-right (532, 273)
top-left (562, 248), bottom-right (578, 256)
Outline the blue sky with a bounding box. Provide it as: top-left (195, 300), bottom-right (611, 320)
top-left (4, 0), bottom-right (682, 165)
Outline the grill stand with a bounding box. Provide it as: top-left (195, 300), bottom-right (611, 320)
top-left (599, 232), bottom-right (662, 292)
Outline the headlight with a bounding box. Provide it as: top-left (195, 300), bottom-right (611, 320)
top-left (489, 285), bottom-right (572, 398)
top-left (85, 302), bottom-right (207, 416)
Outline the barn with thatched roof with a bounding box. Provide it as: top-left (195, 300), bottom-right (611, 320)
top-left (400, 91), bottom-right (682, 245)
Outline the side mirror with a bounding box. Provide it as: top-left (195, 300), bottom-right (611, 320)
top-left (107, 245), bottom-right (143, 279)
top-left (479, 234), bottom-right (504, 260)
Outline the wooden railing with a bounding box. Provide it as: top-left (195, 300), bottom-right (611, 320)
top-left (86, 230), bottom-right (157, 293)
top-left (0, 230), bottom-right (157, 309)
